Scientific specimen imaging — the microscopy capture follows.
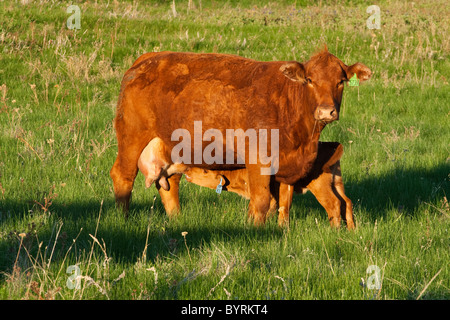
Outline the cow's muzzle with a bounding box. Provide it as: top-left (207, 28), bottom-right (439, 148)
top-left (314, 105), bottom-right (339, 123)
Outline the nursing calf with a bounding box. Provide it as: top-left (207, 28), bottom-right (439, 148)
top-left (138, 141), bottom-right (355, 229)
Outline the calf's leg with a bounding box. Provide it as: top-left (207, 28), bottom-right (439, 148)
top-left (306, 172), bottom-right (342, 228)
top-left (277, 183), bottom-right (294, 227)
top-left (329, 161), bottom-right (355, 229)
top-left (306, 160), bottom-right (355, 230)
top-left (158, 173), bottom-right (182, 218)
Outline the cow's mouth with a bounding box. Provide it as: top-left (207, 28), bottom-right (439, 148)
top-left (314, 105), bottom-right (339, 123)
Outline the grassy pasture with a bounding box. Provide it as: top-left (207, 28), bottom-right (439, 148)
top-left (0, 0), bottom-right (448, 300)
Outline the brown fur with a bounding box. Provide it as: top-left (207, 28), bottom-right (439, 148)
top-left (111, 48), bottom-right (370, 224)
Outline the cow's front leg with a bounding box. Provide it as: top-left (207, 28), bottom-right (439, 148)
top-left (247, 165), bottom-right (271, 226)
top-left (278, 183), bottom-right (294, 228)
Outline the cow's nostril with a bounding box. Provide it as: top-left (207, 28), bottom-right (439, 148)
top-left (315, 105), bottom-right (338, 122)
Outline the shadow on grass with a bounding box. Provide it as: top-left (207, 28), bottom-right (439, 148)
top-left (0, 163), bottom-right (448, 272)
top-left (0, 190), bottom-right (280, 274)
top-left (290, 162), bottom-right (449, 223)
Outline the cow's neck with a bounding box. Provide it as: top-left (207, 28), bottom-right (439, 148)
top-left (281, 81), bottom-right (324, 147)
top-left (276, 81), bottom-right (325, 184)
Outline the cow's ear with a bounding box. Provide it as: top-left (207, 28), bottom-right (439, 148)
top-left (346, 63), bottom-right (372, 82)
top-left (280, 62), bottom-right (306, 83)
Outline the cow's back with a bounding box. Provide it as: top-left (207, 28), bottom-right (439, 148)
top-left (117, 52), bottom-right (285, 143)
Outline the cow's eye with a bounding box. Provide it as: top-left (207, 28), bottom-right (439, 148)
top-left (337, 79), bottom-right (345, 87)
top-left (306, 77), bottom-right (312, 84)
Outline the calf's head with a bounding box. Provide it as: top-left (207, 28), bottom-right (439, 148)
top-left (280, 46), bottom-right (372, 124)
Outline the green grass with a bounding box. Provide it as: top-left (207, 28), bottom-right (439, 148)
top-left (0, 0), bottom-right (448, 300)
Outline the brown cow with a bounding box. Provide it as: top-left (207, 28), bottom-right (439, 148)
top-left (110, 47), bottom-right (371, 224)
top-left (138, 141), bottom-right (354, 229)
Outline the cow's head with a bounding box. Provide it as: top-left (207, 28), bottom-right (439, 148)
top-left (280, 46), bottom-right (371, 124)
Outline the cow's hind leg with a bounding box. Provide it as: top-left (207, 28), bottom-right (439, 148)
top-left (110, 142), bottom-right (146, 217)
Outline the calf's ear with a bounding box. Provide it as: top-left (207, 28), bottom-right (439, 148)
top-left (346, 62), bottom-right (372, 82)
top-left (280, 62), bottom-right (306, 83)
